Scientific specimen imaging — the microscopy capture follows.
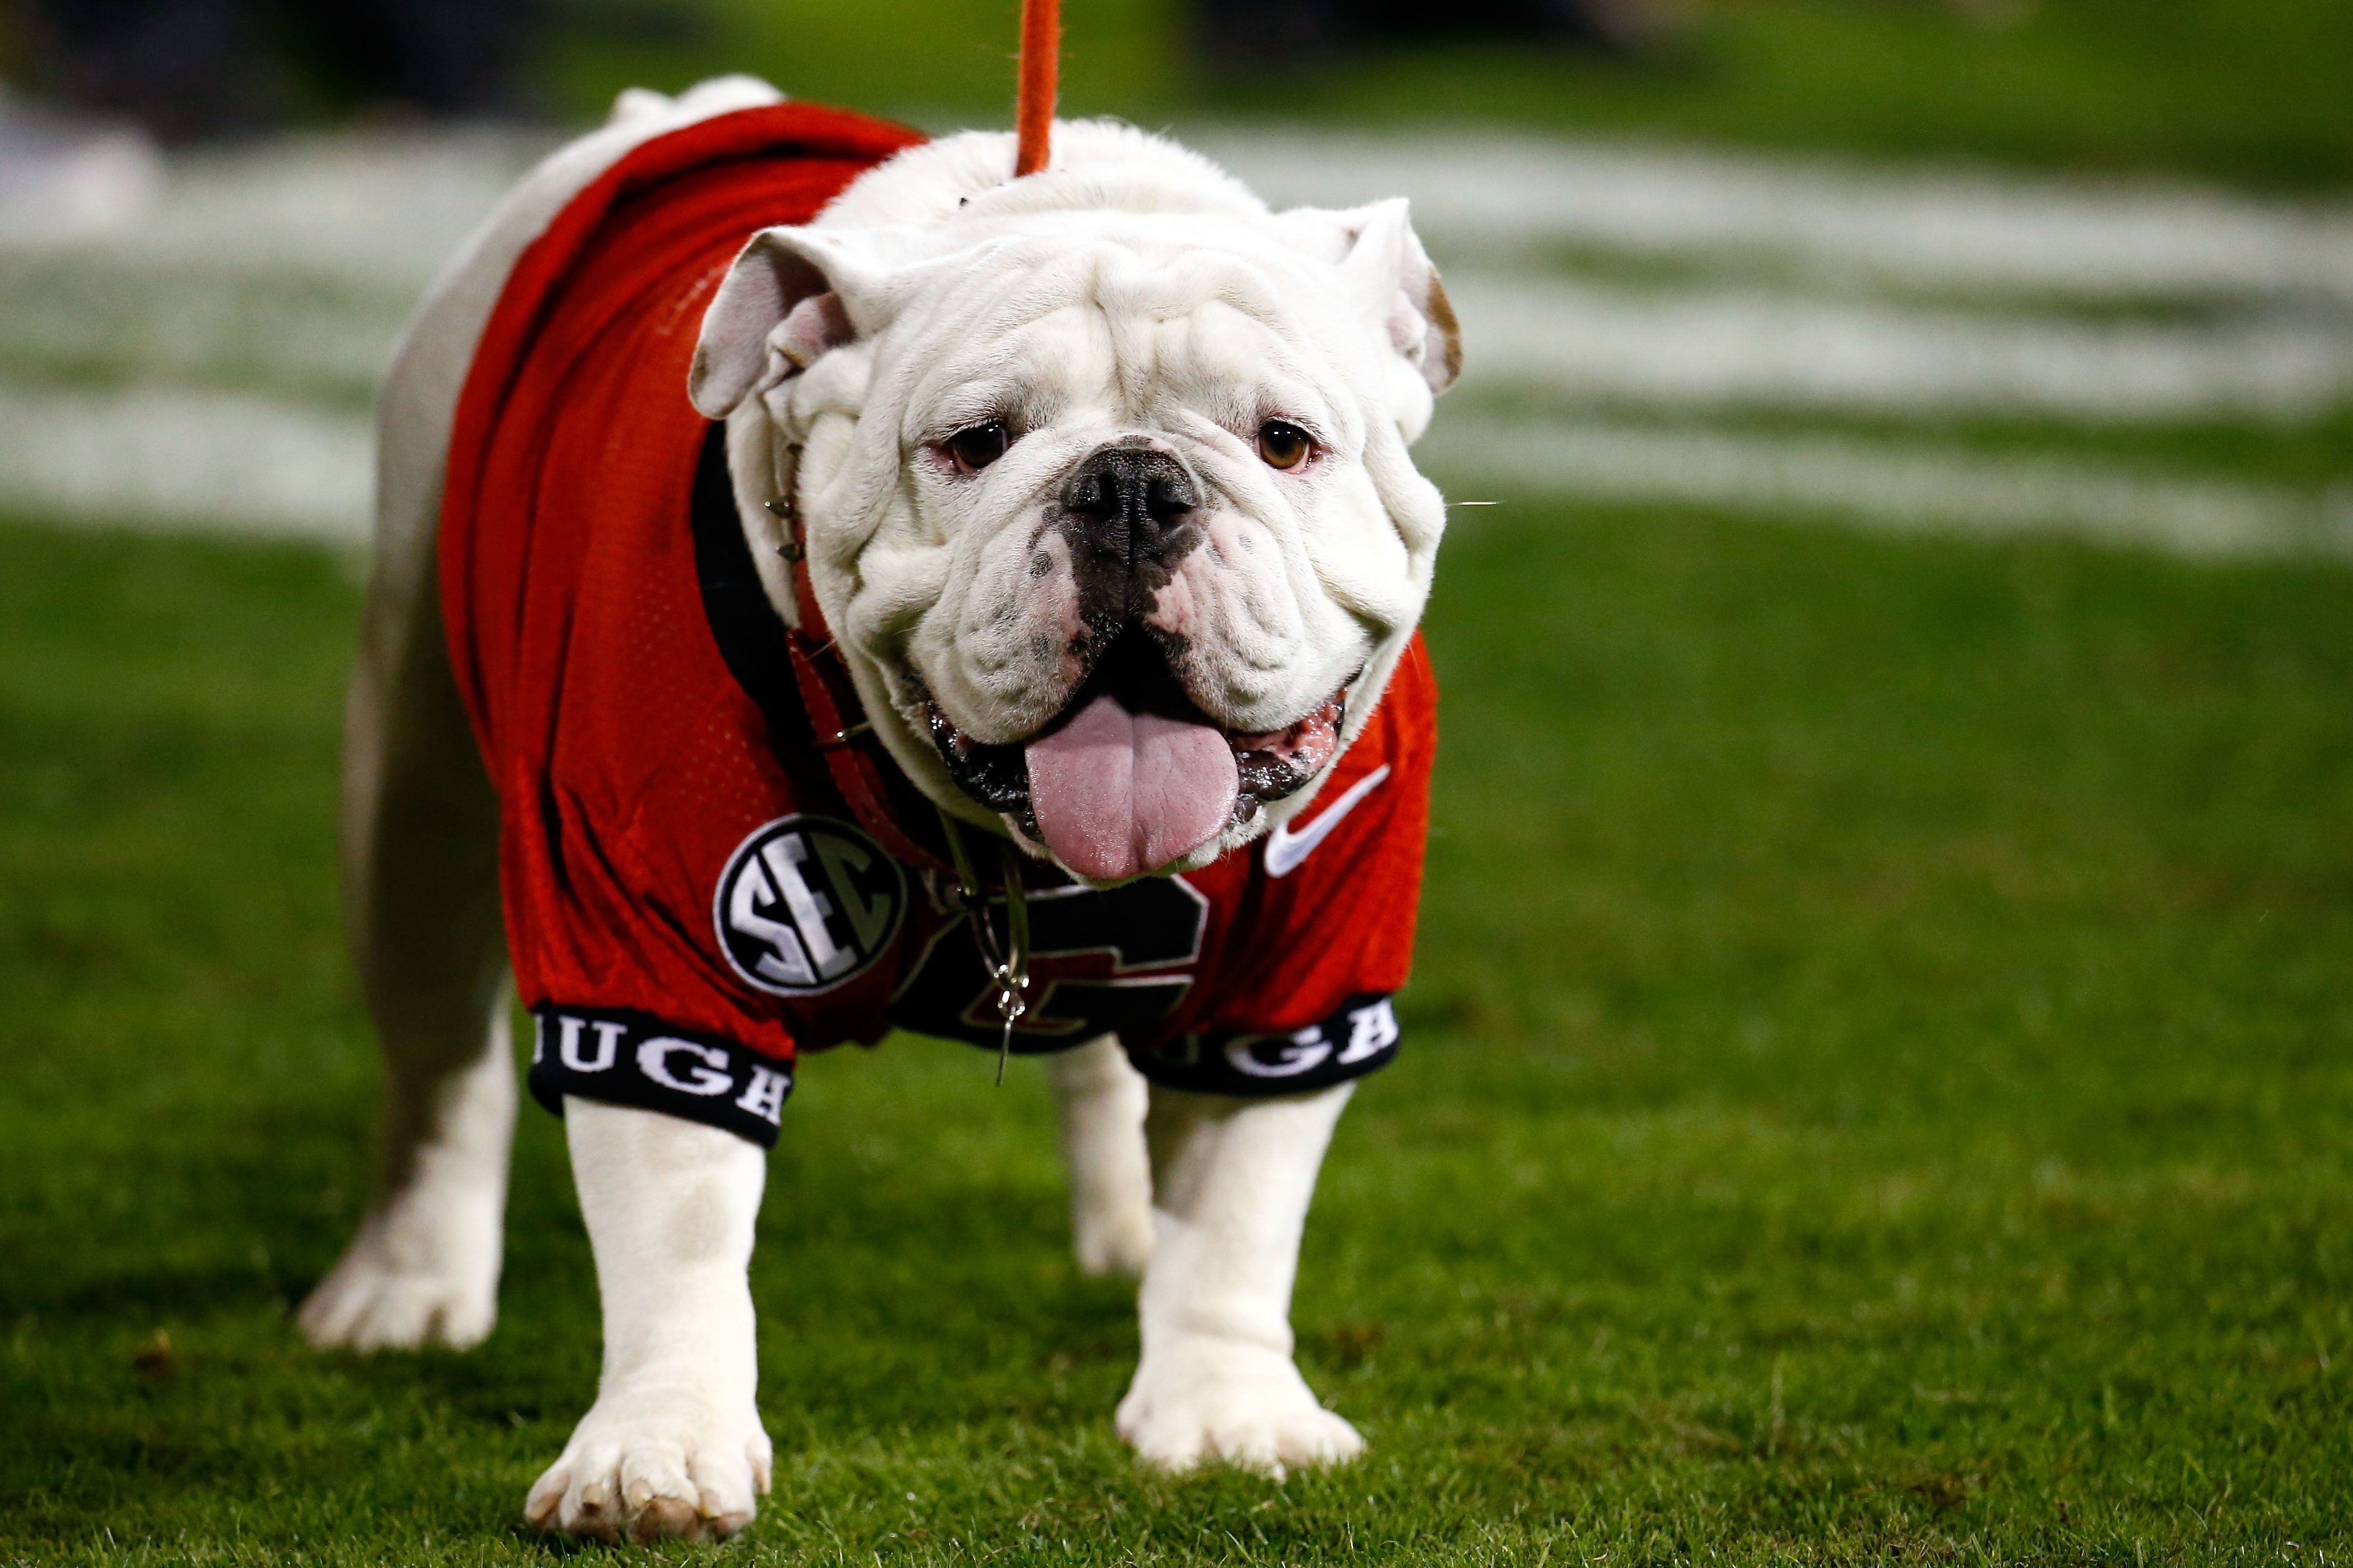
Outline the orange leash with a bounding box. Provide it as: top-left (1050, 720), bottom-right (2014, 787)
top-left (1015, 0), bottom-right (1060, 176)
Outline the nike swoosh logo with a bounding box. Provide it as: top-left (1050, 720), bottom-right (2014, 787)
top-left (1263, 764), bottom-right (1391, 879)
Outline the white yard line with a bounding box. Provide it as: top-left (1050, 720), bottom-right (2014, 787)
top-left (1421, 416), bottom-right (2353, 561)
top-left (0, 268), bottom-right (407, 401)
top-left (2, 127), bottom-right (2344, 432)
top-left (1448, 274), bottom-right (2353, 422)
top-left (3, 380), bottom-right (2343, 567)
top-left (8, 262), bottom-right (2343, 429)
top-left (1, 125), bottom-right (2347, 565)
top-left (8, 124), bottom-right (2349, 306)
top-left (0, 127), bottom-right (545, 290)
top-left (1203, 130), bottom-right (2353, 304)
top-left (0, 384), bottom-right (371, 542)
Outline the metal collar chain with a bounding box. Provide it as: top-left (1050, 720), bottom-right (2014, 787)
top-left (939, 811), bottom-right (1033, 1084)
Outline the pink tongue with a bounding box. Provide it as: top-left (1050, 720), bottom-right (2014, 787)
top-left (1024, 693), bottom-right (1239, 880)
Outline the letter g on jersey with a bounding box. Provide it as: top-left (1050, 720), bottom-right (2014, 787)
top-left (715, 815), bottom-right (906, 995)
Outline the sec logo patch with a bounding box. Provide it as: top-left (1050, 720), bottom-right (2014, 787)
top-left (714, 815), bottom-right (906, 996)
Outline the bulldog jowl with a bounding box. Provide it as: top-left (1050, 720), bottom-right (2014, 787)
top-left (921, 448), bottom-right (1348, 882)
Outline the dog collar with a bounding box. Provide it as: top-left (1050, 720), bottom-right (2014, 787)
top-left (781, 583), bottom-right (956, 879)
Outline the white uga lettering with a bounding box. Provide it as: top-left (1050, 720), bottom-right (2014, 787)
top-left (557, 1015), bottom-right (626, 1073)
top-left (1336, 998), bottom-right (1399, 1065)
top-left (637, 1038), bottom-right (734, 1096)
top-left (734, 1065), bottom-right (791, 1124)
top-left (1225, 1024), bottom-right (1333, 1079)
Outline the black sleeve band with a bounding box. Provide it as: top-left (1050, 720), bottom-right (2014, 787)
top-left (528, 1006), bottom-right (794, 1148)
top-left (1123, 993), bottom-right (1402, 1097)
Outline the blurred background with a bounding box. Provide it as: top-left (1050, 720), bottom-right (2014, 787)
top-left (0, 0), bottom-right (2347, 551)
top-left (4, 3), bottom-right (2352, 1559)
top-left (0, 0), bottom-right (2348, 554)
top-left (0, 0), bottom-right (2346, 556)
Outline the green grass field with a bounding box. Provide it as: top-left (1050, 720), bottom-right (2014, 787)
top-left (6, 499), bottom-right (2352, 1564)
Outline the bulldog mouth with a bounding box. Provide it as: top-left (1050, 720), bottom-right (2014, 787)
top-left (1026, 695), bottom-right (1240, 881)
top-left (920, 635), bottom-right (1347, 881)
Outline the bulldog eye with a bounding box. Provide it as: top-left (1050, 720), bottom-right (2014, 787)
top-left (1256, 419), bottom-right (1312, 471)
top-left (944, 422), bottom-right (1009, 474)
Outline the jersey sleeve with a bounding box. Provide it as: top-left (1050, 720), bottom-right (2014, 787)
top-left (1123, 636), bottom-right (1438, 1097)
top-left (505, 578), bottom-right (822, 1146)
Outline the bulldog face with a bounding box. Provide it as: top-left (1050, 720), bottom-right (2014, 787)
top-left (690, 125), bottom-right (1457, 883)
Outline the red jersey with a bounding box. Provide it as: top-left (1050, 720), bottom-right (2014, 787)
top-left (438, 104), bottom-right (1438, 1144)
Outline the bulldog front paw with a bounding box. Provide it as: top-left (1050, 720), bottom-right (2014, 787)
top-left (524, 1386), bottom-right (772, 1543)
top-left (297, 1198), bottom-right (501, 1352)
top-left (1116, 1337), bottom-right (1364, 1477)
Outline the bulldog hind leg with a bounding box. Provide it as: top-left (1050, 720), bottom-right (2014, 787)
top-left (1046, 1036), bottom-right (1155, 1277)
top-left (299, 577), bottom-right (514, 1352)
top-left (1116, 1083), bottom-right (1365, 1476)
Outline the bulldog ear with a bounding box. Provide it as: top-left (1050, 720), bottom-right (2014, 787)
top-left (1324, 198), bottom-right (1461, 397)
top-left (689, 227), bottom-right (899, 418)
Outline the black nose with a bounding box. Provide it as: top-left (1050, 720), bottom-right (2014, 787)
top-left (1058, 446), bottom-right (1201, 580)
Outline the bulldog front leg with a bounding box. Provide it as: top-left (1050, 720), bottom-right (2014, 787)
top-left (1117, 1083), bottom-right (1365, 1476)
top-left (525, 1100), bottom-right (773, 1543)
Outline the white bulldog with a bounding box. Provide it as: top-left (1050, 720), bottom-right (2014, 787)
top-left (298, 77), bottom-right (1457, 1543)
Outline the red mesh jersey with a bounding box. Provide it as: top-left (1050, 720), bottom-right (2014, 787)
top-left (438, 104), bottom-right (1437, 1144)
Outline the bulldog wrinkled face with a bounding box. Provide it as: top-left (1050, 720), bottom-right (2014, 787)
top-left (920, 431), bottom-right (1359, 884)
top-left (889, 251), bottom-right (1415, 881)
top-left (692, 140), bottom-right (1455, 883)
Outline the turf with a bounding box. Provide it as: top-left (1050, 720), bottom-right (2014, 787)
top-left (5, 503), bottom-right (2352, 1564)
